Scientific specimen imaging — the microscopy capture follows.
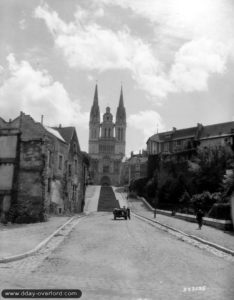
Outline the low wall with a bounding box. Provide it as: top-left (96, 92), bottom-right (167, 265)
top-left (137, 196), bottom-right (233, 231)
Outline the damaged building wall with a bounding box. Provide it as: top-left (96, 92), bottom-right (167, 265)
top-left (50, 139), bottom-right (68, 215)
top-left (1, 112), bottom-right (87, 223)
top-left (16, 140), bottom-right (46, 223)
top-left (0, 130), bottom-right (19, 224)
top-left (17, 113), bottom-right (69, 220)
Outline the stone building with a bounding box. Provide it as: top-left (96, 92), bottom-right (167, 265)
top-left (120, 151), bottom-right (148, 186)
top-left (53, 126), bottom-right (89, 213)
top-left (147, 121), bottom-right (234, 158)
top-left (0, 112), bottom-right (87, 224)
top-left (89, 85), bottom-right (126, 186)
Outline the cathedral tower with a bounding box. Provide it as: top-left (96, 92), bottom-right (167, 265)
top-left (88, 84), bottom-right (127, 186)
top-left (115, 86), bottom-right (126, 156)
top-left (89, 84), bottom-right (100, 155)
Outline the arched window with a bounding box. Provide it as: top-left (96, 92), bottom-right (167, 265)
top-left (105, 128), bottom-right (107, 137)
top-left (108, 128), bottom-right (111, 137)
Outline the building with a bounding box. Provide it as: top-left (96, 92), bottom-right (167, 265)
top-left (53, 126), bottom-right (89, 213)
top-left (0, 112), bottom-right (87, 224)
top-left (120, 151), bottom-right (148, 186)
top-left (89, 84), bottom-right (126, 186)
top-left (147, 121), bottom-right (234, 158)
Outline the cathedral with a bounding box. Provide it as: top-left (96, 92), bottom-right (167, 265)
top-left (88, 84), bottom-right (126, 186)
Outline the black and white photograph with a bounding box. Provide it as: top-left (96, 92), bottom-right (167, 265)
top-left (0, 0), bottom-right (234, 299)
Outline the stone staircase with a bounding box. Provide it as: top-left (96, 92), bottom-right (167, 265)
top-left (97, 186), bottom-right (120, 212)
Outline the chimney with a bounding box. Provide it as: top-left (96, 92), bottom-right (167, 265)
top-left (172, 127), bottom-right (176, 132)
top-left (59, 124), bottom-right (62, 128)
top-left (197, 123), bottom-right (203, 130)
top-left (41, 115), bottom-right (44, 125)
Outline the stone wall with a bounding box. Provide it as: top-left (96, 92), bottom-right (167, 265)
top-left (16, 140), bottom-right (46, 223)
top-left (0, 131), bottom-right (19, 224)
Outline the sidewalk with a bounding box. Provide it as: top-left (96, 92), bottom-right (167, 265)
top-left (0, 216), bottom-right (71, 259)
top-left (84, 185), bottom-right (101, 213)
top-left (123, 193), bottom-right (234, 252)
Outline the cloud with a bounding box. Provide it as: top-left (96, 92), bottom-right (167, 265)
top-left (34, 4), bottom-right (149, 70)
top-left (0, 54), bottom-right (88, 129)
top-left (87, 74), bottom-right (94, 81)
top-left (19, 18), bottom-right (27, 30)
top-left (169, 38), bottom-right (231, 92)
top-left (99, 0), bottom-right (234, 41)
top-left (34, 2), bottom-right (234, 103)
top-left (128, 110), bottom-right (164, 139)
top-left (34, 3), bottom-right (172, 100)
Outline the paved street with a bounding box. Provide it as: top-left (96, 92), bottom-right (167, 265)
top-left (0, 216), bottom-right (71, 258)
top-left (1, 211), bottom-right (234, 300)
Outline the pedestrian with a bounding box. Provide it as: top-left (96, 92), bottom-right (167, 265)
top-left (196, 209), bottom-right (204, 229)
top-left (127, 207), bottom-right (131, 219)
top-left (153, 208), bottom-right (156, 219)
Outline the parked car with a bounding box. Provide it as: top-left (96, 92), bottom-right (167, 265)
top-left (113, 208), bottom-right (128, 220)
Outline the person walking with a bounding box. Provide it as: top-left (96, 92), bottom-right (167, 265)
top-left (196, 209), bottom-right (204, 229)
top-left (127, 207), bottom-right (131, 220)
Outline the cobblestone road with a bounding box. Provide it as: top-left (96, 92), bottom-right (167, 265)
top-left (0, 213), bottom-right (234, 300)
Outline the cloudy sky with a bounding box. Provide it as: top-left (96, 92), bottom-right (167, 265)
top-left (0, 0), bottom-right (234, 155)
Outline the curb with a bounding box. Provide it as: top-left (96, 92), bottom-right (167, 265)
top-left (0, 216), bottom-right (77, 264)
top-left (188, 235), bottom-right (234, 256)
top-left (132, 212), bottom-right (234, 256)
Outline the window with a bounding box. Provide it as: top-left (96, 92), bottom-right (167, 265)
top-left (74, 159), bottom-right (78, 174)
top-left (58, 155), bottom-right (63, 170)
top-left (72, 185), bottom-right (77, 201)
top-left (163, 142), bottom-right (169, 152)
top-left (47, 178), bottom-right (51, 193)
top-left (73, 143), bottom-right (77, 153)
top-left (176, 140), bottom-right (182, 146)
top-left (103, 165), bottom-right (109, 173)
top-left (68, 164), bottom-right (72, 176)
top-left (48, 150), bottom-right (52, 167)
top-left (114, 161), bottom-right (119, 173)
top-left (135, 163), bottom-right (140, 172)
top-left (153, 142), bottom-right (157, 154)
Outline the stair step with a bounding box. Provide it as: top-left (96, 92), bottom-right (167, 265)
top-left (97, 186), bottom-right (120, 212)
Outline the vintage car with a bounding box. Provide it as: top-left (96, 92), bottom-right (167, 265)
top-left (113, 208), bottom-right (128, 220)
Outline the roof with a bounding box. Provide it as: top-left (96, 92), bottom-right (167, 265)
top-left (53, 127), bottom-right (75, 143)
top-left (148, 126), bottom-right (197, 142)
top-left (172, 127), bottom-right (197, 140)
top-left (148, 121), bottom-right (234, 143)
top-left (44, 126), bottom-right (66, 143)
top-left (199, 122), bottom-right (234, 139)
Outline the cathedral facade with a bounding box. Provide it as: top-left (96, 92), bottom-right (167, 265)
top-left (89, 85), bottom-right (126, 186)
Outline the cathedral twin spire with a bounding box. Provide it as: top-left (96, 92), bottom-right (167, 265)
top-left (89, 84), bottom-right (126, 124)
top-left (90, 84), bottom-right (100, 124)
top-left (116, 85), bottom-right (126, 124)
